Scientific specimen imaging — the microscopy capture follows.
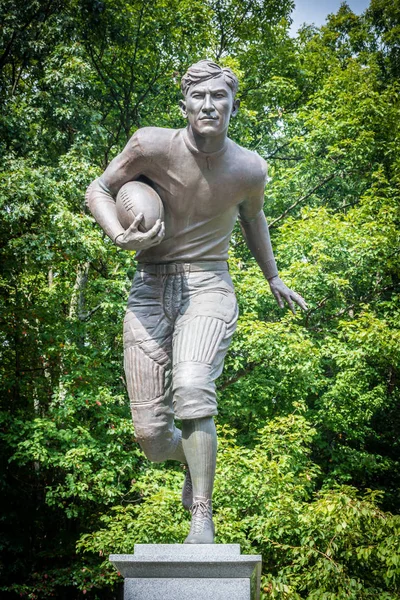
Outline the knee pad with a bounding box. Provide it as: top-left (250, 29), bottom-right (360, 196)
top-left (173, 362), bottom-right (218, 420)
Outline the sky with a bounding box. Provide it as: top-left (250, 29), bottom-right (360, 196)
top-left (289, 0), bottom-right (371, 35)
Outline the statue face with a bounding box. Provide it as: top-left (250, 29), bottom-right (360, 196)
top-left (180, 76), bottom-right (239, 138)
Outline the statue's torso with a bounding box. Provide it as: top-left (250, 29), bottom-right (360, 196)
top-left (119, 127), bottom-right (266, 263)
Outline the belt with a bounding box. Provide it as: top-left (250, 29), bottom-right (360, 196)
top-left (137, 261), bottom-right (229, 275)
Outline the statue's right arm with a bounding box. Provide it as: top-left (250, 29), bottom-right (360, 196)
top-left (85, 133), bottom-right (146, 244)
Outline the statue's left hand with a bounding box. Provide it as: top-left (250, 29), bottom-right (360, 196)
top-left (268, 276), bottom-right (307, 314)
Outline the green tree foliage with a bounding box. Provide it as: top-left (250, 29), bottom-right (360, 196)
top-left (0, 0), bottom-right (399, 598)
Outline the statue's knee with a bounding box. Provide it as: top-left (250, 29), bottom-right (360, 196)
top-left (173, 368), bottom-right (217, 420)
top-left (174, 380), bottom-right (209, 403)
top-left (134, 428), bottom-right (173, 463)
top-left (131, 397), bottom-right (176, 463)
top-left (173, 364), bottom-right (211, 400)
top-left (174, 372), bottom-right (215, 408)
top-left (139, 442), bottom-right (167, 463)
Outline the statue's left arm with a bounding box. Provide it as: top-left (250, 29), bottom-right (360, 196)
top-left (238, 160), bottom-right (307, 313)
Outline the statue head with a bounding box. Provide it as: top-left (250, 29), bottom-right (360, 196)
top-left (179, 60), bottom-right (240, 139)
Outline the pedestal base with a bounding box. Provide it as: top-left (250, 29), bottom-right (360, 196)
top-left (110, 544), bottom-right (262, 600)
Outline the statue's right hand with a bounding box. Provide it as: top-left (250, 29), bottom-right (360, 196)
top-left (115, 213), bottom-right (165, 251)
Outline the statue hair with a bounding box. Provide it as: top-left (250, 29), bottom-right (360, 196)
top-left (181, 60), bottom-right (239, 97)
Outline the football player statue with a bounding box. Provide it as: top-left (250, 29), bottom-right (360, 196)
top-left (86, 60), bottom-right (307, 544)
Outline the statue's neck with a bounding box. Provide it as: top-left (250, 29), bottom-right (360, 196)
top-left (186, 125), bottom-right (228, 154)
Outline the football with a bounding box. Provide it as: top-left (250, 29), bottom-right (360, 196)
top-left (116, 181), bottom-right (164, 233)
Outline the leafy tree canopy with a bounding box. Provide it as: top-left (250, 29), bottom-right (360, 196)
top-left (0, 0), bottom-right (399, 598)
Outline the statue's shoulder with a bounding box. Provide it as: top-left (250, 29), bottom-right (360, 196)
top-left (228, 139), bottom-right (268, 186)
top-left (130, 126), bottom-right (180, 158)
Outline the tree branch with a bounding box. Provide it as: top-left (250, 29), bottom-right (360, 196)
top-left (265, 140), bottom-right (292, 159)
top-left (269, 172), bottom-right (337, 229)
top-left (219, 360), bottom-right (264, 390)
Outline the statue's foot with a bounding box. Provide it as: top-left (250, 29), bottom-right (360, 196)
top-left (184, 497), bottom-right (214, 544)
top-left (181, 468), bottom-right (193, 511)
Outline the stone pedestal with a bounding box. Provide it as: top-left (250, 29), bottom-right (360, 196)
top-left (110, 544), bottom-right (262, 600)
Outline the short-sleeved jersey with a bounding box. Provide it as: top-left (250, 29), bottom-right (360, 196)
top-left (103, 126), bottom-right (267, 263)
